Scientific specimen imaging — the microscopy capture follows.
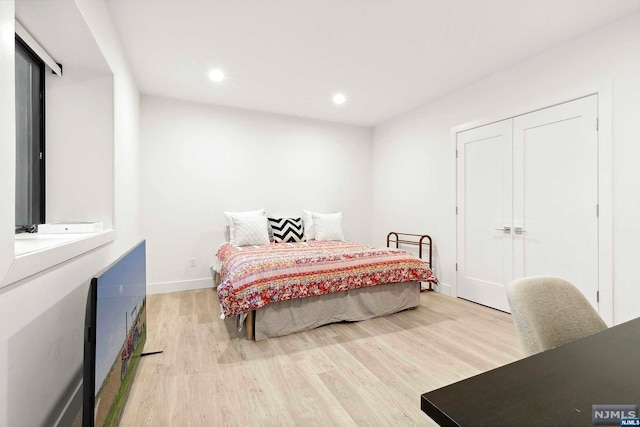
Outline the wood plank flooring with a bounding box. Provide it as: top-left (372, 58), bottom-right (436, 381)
top-left (120, 289), bottom-right (523, 426)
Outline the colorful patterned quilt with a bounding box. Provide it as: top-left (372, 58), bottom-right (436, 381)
top-left (216, 240), bottom-right (438, 317)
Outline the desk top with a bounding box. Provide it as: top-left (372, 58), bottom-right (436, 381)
top-left (421, 317), bottom-right (640, 427)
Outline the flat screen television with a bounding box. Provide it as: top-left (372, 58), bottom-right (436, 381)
top-left (83, 240), bottom-right (147, 427)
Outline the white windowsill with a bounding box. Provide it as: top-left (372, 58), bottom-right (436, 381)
top-left (3, 229), bottom-right (115, 286)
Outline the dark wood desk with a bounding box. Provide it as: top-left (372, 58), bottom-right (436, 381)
top-left (421, 317), bottom-right (640, 426)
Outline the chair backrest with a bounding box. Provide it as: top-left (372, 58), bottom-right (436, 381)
top-left (506, 276), bottom-right (607, 356)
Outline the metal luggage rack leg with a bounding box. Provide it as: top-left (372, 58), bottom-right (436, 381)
top-left (387, 232), bottom-right (435, 292)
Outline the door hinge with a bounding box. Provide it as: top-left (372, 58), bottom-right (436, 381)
top-left (39, 152), bottom-right (43, 160)
top-left (456, 149), bottom-right (458, 158)
top-left (596, 118), bottom-right (599, 131)
top-left (596, 290), bottom-right (600, 303)
top-left (455, 263), bottom-right (458, 272)
top-left (456, 206), bottom-right (458, 215)
top-left (596, 204), bottom-right (599, 218)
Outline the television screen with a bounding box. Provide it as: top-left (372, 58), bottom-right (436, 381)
top-left (84, 240), bottom-right (146, 427)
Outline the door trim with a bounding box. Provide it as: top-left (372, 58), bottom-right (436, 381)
top-left (451, 81), bottom-right (613, 325)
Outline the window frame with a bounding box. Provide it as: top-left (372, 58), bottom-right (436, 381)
top-left (14, 34), bottom-right (46, 233)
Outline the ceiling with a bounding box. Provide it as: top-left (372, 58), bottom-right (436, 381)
top-left (106, 0), bottom-right (640, 126)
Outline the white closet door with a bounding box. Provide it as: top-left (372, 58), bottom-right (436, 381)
top-left (457, 120), bottom-right (513, 312)
top-left (513, 95), bottom-right (599, 309)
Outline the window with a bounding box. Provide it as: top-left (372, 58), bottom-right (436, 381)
top-left (15, 35), bottom-right (45, 233)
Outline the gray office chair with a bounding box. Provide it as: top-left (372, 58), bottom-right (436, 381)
top-left (506, 276), bottom-right (607, 356)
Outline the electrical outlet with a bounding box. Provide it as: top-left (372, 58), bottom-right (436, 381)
top-left (189, 258), bottom-right (196, 268)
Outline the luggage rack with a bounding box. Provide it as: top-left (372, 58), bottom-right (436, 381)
top-left (387, 232), bottom-right (435, 292)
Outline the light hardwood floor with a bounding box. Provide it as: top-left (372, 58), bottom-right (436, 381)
top-left (120, 289), bottom-right (523, 426)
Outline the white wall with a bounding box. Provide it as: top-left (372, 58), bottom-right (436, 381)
top-left (46, 74), bottom-right (114, 228)
top-left (141, 96), bottom-right (372, 293)
top-left (372, 13), bottom-right (640, 324)
top-left (0, 0), bottom-right (16, 294)
top-left (0, 0), bottom-right (140, 426)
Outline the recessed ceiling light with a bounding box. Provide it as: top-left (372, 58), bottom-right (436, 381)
top-left (209, 69), bottom-right (225, 82)
top-left (333, 93), bottom-right (347, 105)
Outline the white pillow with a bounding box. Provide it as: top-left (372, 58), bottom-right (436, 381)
top-left (301, 209), bottom-right (316, 241)
top-left (224, 209), bottom-right (265, 245)
top-left (312, 212), bottom-right (344, 241)
top-left (232, 215), bottom-right (270, 246)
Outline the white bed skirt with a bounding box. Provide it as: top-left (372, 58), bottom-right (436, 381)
top-left (253, 281), bottom-right (420, 340)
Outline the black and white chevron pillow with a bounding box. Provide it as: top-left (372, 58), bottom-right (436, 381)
top-left (268, 217), bottom-right (305, 243)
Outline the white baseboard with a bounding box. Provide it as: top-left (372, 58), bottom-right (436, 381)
top-left (436, 282), bottom-right (452, 296)
top-left (147, 278), bottom-right (213, 295)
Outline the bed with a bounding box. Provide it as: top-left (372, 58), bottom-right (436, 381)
top-left (214, 239), bottom-right (437, 340)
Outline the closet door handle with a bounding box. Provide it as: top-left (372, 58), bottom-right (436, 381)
top-left (494, 226), bottom-right (511, 233)
top-left (514, 227), bottom-right (525, 234)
